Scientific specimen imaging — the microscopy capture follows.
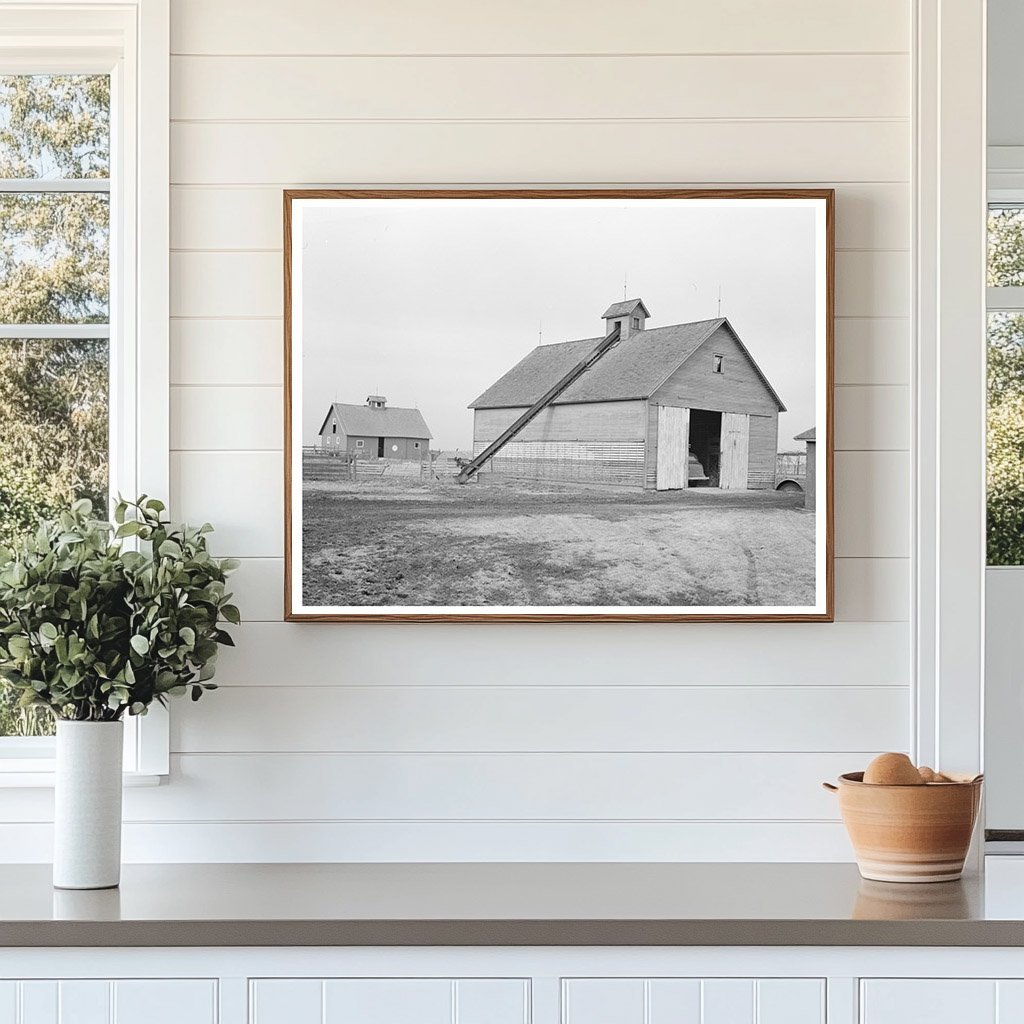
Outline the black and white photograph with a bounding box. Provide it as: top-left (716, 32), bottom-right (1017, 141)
top-left (285, 191), bottom-right (833, 621)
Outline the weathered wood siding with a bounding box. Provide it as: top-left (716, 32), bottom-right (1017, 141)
top-left (646, 325), bottom-right (782, 490)
top-left (472, 400), bottom-right (647, 486)
top-left (655, 406), bottom-right (689, 490)
top-left (748, 414), bottom-right (779, 490)
top-left (339, 435), bottom-right (428, 460)
top-left (650, 325), bottom-right (782, 417)
top-left (720, 413), bottom-right (751, 490)
top-left (473, 401), bottom-right (647, 444)
top-left (473, 439), bottom-right (646, 486)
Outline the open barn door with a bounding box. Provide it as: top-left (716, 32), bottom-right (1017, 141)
top-left (720, 412), bottom-right (750, 490)
top-left (656, 406), bottom-right (689, 490)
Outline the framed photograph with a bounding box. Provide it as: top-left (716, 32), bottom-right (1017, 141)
top-left (284, 189), bottom-right (833, 622)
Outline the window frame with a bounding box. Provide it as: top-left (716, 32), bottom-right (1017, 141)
top-left (0, 0), bottom-right (169, 784)
top-left (712, 353), bottom-right (724, 374)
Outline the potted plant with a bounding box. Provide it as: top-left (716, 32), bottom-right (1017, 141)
top-left (0, 497), bottom-right (239, 889)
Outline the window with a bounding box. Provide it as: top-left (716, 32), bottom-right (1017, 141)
top-left (713, 353), bottom-right (725, 374)
top-left (987, 205), bottom-right (1024, 565)
top-left (0, 74), bottom-right (110, 739)
top-left (332, 422), bottom-right (337, 434)
top-left (632, 316), bottom-right (640, 329)
top-left (413, 441), bottom-right (420, 449)
top-left (356, 439), bottom-right (364, 448)
top-left (0, 3), bottom-right (169, 778)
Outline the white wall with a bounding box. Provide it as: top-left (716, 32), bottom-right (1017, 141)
top-left (6, 0), bottom-right (914, 862)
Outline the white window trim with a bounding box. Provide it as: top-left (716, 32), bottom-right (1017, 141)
top-left (0, 0), bottom-right (169, 784)
top-left (913, 0), bottom-right (987, 854)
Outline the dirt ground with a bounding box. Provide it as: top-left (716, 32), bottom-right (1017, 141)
top-left (301, 474), bottom-right (816, 609)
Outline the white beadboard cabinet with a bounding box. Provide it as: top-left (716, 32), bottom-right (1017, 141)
top-left (0, 979), bottom-right (217, 1024)
top-left (6, 949), bottom-right (1024, 1024)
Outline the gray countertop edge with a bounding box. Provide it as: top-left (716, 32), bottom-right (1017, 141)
top-left (5, 919), bottom-right (1024, 948)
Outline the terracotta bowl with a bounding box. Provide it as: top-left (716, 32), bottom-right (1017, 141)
top-left (823, 772), bottom-right (983, 883)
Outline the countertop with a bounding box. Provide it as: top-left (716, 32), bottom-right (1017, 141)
top-left (6, 861), bottom-right (1024, 947)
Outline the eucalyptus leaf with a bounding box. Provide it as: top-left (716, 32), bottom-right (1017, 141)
top-left (0, 496), bottom-right (238, 722)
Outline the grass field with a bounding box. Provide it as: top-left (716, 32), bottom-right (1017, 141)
top-left (301, 474), bottom-right (816, 609)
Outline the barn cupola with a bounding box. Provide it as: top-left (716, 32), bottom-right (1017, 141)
top-left (366, 395), bottom-right (387, 409)
top-left (601, 298), bottom-right (650, 340)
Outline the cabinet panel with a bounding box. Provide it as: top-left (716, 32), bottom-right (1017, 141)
top-left (702, 980), bottom-right (754, 1024)
top-left (563, 978), bottom-right (825, 1024)
top-left (648, 980), bottom-right (701, 1023)
top-left (58, 982), bottom-right (109, 1024)
top-left (757, 980), bottom-right (825, 1024)
top-left (861, 981), bottom-right (997, 1023)
top-left (113, 981), bottom-right (217, 1024)
top-left (0, 984), bottom-right (16, 1024)
top-left (18, 983), bottom-right (56, 1024)
top-left (251, 979), bottom-right (528, 1024)
top-left (456, 980), bottom-right (529, 1024)
top-left (250, 980), bottom-right (322, 1024)
top-left (0, 981), bottom-right (215, 1024)
top-left (563, 980), bottom-right (645, 1023)
top-left (323, 980), bottom-right (451, 1024)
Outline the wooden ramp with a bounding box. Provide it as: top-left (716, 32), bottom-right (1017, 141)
top-left (456, 324), bottom-right (622, 484)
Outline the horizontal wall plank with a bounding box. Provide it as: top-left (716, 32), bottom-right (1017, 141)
top-left (171, 451), bottom-right (283, 557)
top-left (834, 385), bottom-right (909, 450)
top-left (171, 319), bottom-right (284, 386)
top-left (834, 318), bottom-right (909, 385)
top-left (117, 752), bottom-right (865, 821)
top-left (224, 557), bottom-right (283, 620)
top-left (171, 251), bottom-right (907, 321)
top-left (835, 250), bottom-right (909, 318)
top-left (833, 558), bottom-right (909, 622)
top-left (171, 386), bottom-right (282, 450)
top-left (171, 684), bottom-right (909, 754)
top-left (0, 820), bottom-right (857, 863)
top-left (170, 0), bottom-right (910, 56)
top-left (227, 556), bottom-right (909, 623)
top-left (171, 252), bottom-right (280, 317)
top-left (170, 120), bottom-right (909, 185)
top-left (170, 183), bottom-right (909, 252)
top-left (212, 621), bottom-right (910, 687)
top-left (834, 451), bottom-right (910, 558)
top-left (171, 55), bottom-right (909, 121)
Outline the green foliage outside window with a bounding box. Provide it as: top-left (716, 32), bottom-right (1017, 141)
top-left (0, 75), bottom-right (110, 736)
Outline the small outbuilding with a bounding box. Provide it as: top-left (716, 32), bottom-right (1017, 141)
top-left (794, 427), bottom-right (816, 510)
top-left (319, 395), bottom-right (432, 461)
top-left (468, 298), bottom-right (785, 490)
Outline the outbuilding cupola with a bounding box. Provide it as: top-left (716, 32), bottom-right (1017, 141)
top-left (366, 395), bottom-right (387, 409)
top-left (601, 297), bottom-right (650, 340)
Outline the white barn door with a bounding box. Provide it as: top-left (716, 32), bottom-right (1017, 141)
top-left (656, 406), bottom-right (689, 490)
top-left (719, 412), bottom-right (750, 490)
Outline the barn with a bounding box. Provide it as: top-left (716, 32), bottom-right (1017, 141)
top-left (467, 298), bottom-right (785, 490)
top-left (794, 426), bottom-right (817, 511)
top-left (318, 395), bottom-right (432, 461)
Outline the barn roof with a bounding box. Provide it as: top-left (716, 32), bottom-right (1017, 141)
top-left (319, 403), bottom-right (432, 439)
top-left (602, 297), bottom-right (651, 320)
top-left (469, 317), bottom-right (786, 411)
top-left (794, 427), bottom-right (816, 441)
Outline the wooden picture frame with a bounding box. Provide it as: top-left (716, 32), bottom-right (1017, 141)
top-left (284, 189), bottom-right (834, 622)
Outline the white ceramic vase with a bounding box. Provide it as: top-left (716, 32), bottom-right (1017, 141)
top-left (53, 720), bottom-right (124, 890)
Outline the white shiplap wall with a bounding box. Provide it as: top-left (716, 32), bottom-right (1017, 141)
top-left (3, 0), bottom-right (914, 861)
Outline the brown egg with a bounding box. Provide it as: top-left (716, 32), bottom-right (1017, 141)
top-left (863, 752), bottom-right (925, 786)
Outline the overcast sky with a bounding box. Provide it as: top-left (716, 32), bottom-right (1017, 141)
top-left (299, 199), bottom-right (818, 450)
